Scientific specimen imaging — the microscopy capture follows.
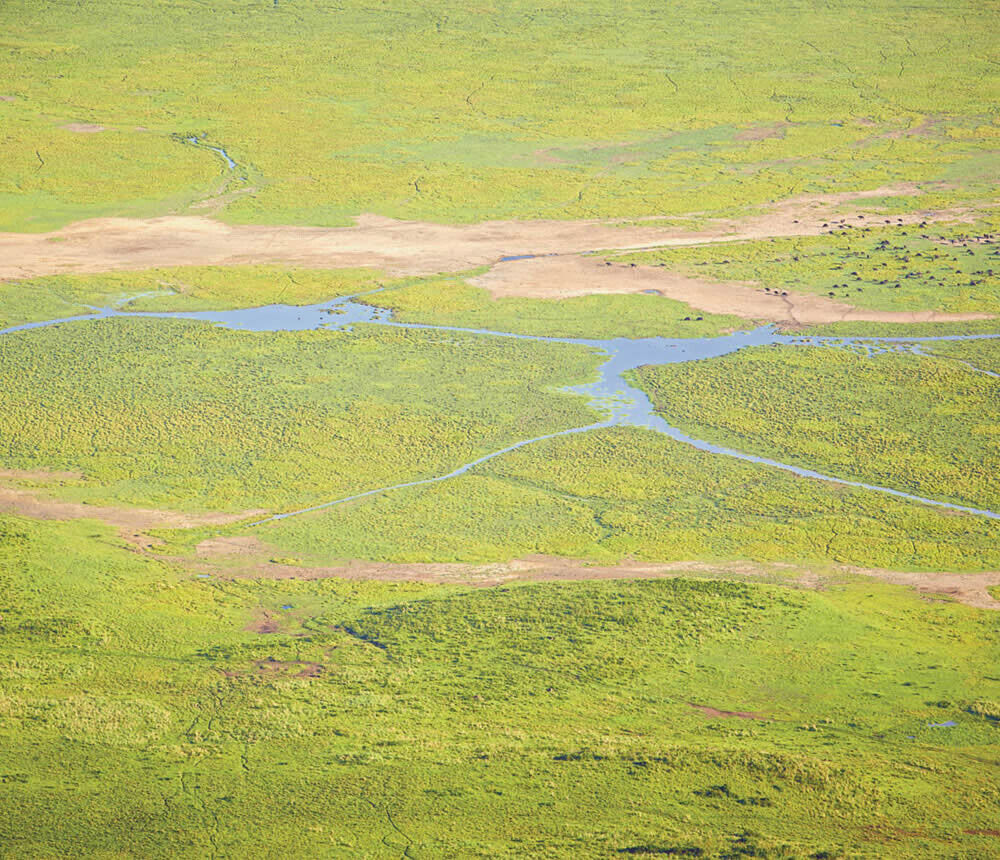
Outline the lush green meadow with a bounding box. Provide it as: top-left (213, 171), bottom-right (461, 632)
top-left (0, 318), bottom-right (599, 511)
top-left (1, 0), bottom-right (997, 230)
top-left (1, 514), bottom-right (999, 857)
top-left (3, 0), bottom-right (1000, 855)
top-left (632, 345), bottom-right (1000, 511)
top-left (923, 338), bottom-right (1000, 375)
top-left (209, 424), bottom-right (1000, 571)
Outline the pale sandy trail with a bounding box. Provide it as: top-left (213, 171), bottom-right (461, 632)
top-left (193, 540), bottom-right (1000, 611)
top-left (471, 255), bottom-right (993, 325)
top-left (0, 484), bottom-right (264, 549)
top-left (0, 185), bottom-right (974, 282)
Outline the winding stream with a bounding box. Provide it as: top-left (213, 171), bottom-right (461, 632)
top-left (2, 295), bottom-right (997, 522)
top-left (185, 134), bottom-right (238, 170)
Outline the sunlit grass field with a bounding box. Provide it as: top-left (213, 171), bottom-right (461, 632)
top-left (218, 424), bottom-right (1000, 572)
top-left (618, 219), bottom-right (1000, 315)
top-left (0, 318), bottom-right (601, 511)
top-left (2, 0), bottom-right (999, 855)
top-left (1, 515), bottom-right (998, 857)
top-left (632, 345), bottom-right (1000, 511)
top-left (0, 0), bottom-right (997, 230)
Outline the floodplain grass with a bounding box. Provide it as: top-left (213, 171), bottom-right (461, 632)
top-left (232, 426), bottom-right (1000, 572)
top-left (1, 515), bottom-right (999, 857)
top-left (0, 318), bottom-right (600, 511)
top-left (0, 0), bottom-right (997, 230)
top-left (3, 310), bottom-right (997, 572)
top-left (795, 317), bottom-right (1000, 338)
top-left (922, 338), bottom-right (1000, 376)
top-left (617, 219), bottom-right (1000, 315)
top-left (0, 265), bottom-right (392, 329)
top-left (631, 346), bottom-right (1000, 511)
top-left (0, 264), bottom-right (745, 340)
top-left (361, 274), bottom-right (749, 339)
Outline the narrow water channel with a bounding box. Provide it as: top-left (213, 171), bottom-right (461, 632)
top-left (2, 295), bottom-right (997, 522)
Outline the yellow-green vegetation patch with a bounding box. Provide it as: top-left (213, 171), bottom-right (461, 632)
top-left (923, 338), bottom-right (1000, 376)
top-left (364, 275), bottom-right (749, 339)
top-left (632, 345), bottom-right (1000, 510)
top-left (1, 515), bottom-right (999, 856)
top-left (618, 220), bottom-right (1000, 314)
top-left (244, 426), bottom-right (1000, 571)
top-left (0, 318), bottom-right (600, 511)
top-left (0, 1), bottom-right (997, 228)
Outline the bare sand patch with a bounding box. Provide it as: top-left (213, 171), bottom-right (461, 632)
top-left (0, 486), bottom-right (263, 547)
top-left (0, 96), bottom-right (15, 103)
top-left (224, 657), bottom-right (324, 678)
top-left (850, 568), bottom-right (1000, 612)
top-left (0, 185), bottom-right (977, 283)
top-left (0, 468), bottom-right (83, 482)
top-left (245, 608), bottom-right (282, 634)
top-left (884, 116), bottom-right (940, 140)
top-left (735, 123), bottom-right (787, 141)
top-left (196, 535), bottom-right (268, 557)
top-left (61, 122), bottom-right (105, 133)
top-left (470, 255), bottom-right (992, 325)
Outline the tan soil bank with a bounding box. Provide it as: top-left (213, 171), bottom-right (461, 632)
top-left (471, 255), bottom-right (992, 325)
top-left (0, 186), bottom-right (976, 283)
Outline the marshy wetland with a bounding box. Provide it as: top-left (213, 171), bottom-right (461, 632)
top-left (1, 0), bottom-right (999, 856)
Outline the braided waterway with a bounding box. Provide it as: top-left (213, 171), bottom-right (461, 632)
top-left (2, 294), bottom-right (997, 522)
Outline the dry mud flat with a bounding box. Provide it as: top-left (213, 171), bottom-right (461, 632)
top-left (0, 185), bottom-right (977, 282)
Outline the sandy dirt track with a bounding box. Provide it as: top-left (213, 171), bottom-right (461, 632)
top-left (195, 539), bottom-right (1000, 610)
top-left (0, 185), bottom-right (974, 283)
top-left (0, 485), bottom-right (263, 544)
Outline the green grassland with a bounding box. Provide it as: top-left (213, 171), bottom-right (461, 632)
top-left (4, 3), bottom-right (1000, 854)
top-left (794, 318), bottom-right (1000, 338)
top-left (212, 425), bottom-right (1000, 572)
top-left (617, 219), bottom-right (1000, 315)
top-left (922, 338), bottom-right (1000, 375)
top-left (2, 515), bottom-right (999, 857)
top-left (361, 275), bottom-right (749, 339)
top-left (0, 0), bottom-right (997, 230)
top-left (632, 345), bottom-right (999, 510)
top-left (0, 318), bottom-right (599, 511)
